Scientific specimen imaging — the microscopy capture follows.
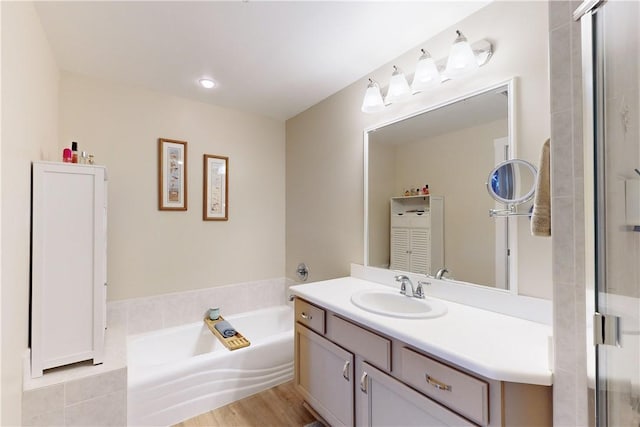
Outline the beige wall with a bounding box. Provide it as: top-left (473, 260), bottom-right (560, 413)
top-left (59, 73), bottom-right (286, 300)
top-left (286, 1), bottom-right (552, 299)
top-left (367, 142), bottom-right (395, 268)
top-left (1, 2), bottom-right (61, 424)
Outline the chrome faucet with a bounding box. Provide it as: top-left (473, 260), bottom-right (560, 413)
top-left (394, 275), bottom-right (426, 299)
top-left (435, 268), bottom-right (449, 280)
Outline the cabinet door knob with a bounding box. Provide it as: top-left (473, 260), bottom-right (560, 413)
top-left (360, 371), bottom-right (368, 393)
top-left (300, 312), bottom-right (312, 320)
top-left (425, 374), bottom-right (452, 392)
top-left (342, 361), bottom-right (350, 381)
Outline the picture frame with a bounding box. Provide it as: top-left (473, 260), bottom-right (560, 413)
top-left (203, 154), bottom-right (228, 221)
top-left (158, 138), bottom-right (187, 211)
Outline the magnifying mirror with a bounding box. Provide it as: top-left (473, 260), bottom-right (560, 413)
top-left (486, 159), bottom-right (537, 205)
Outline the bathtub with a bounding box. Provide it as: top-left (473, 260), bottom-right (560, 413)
top-left (127, 305), bottom-right (294, 426)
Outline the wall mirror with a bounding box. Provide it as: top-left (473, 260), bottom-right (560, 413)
top-left (365, 80), bottom-right (524, 291)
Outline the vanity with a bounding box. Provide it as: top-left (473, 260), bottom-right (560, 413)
top-left (290, 277), bottom-right (553, 427)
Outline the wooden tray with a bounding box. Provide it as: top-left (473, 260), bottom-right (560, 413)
top-left (204, 315), bottom-right (250, 351)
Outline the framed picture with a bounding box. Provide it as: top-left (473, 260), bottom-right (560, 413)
top-left (158, 138), bottom-right (187, 211)
top-left (203, 154), bottom-right (228, 221)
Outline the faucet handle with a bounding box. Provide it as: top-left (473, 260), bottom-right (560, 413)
top-left (415, 281), bottom-right (430, 299)
top-left (395, 274), bottom-right (408, 295)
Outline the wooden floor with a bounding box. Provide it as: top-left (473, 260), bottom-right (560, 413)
top-left (173, 381), bottom-right (316, 427)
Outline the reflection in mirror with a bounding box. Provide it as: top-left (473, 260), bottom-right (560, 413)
top-left (366, 81), bottom-right (520, 290)
top-left (487, 159), bottom-right (537, 205)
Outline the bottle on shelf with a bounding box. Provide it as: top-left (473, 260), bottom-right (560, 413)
top-left (71, 141), bottom-right (79, 163)
top-left (62, 148), bottom-right (72, 163)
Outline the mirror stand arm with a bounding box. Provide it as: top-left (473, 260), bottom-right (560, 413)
top-left (489, 205), bottom-right (532, 218)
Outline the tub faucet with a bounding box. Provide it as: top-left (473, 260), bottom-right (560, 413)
top-left (435, 268), bottom-right (449, 280)
top-left (394, 275), bottom-right (425, 299)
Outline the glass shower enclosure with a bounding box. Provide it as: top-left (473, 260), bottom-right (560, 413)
top-left (577, 0), bottom-right (640, 425)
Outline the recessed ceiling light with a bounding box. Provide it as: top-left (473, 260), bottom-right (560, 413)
top-left (199, 78), bottom-right (216, 89)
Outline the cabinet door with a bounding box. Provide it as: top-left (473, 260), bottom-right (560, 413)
top-left (295, 324), bottom-right (354, 426)
top-left (31, 163), bottom-right (106, 377)
top-left (409, 228), bottom-right (430, 275)
top-left (356, 362), bottom-right (474, 427)
top-left (390, 228), bottom-right (410, 271)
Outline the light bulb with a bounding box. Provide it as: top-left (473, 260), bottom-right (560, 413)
top-left (411, 49), bottom-right (441, 93)
top-left (199, 78), bottom-right (216, 89)
top-left (384, 66), bottom-right (411, 105)
top-left (361, 79), bottom-right (385, 113)
top-left (444, 30), bottom-right (479, 78)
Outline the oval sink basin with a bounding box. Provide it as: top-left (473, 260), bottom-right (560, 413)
top-left (350, 289), bottom-right (447, 319)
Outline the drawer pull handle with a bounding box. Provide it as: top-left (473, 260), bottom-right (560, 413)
top-left (425, 374), bottom-right (452, 392)
top-left (342, 361), bottom-right (350, 381)
top-left (300, 312), bottom-right (312, 320)
top-left (360, 371), bottom-right (368, 393)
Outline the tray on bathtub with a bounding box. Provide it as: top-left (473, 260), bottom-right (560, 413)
top-left (204, 316), bottom-right (251, 351)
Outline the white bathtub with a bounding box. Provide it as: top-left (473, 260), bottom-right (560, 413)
top-left (127, 305), bottom-right (294, 426)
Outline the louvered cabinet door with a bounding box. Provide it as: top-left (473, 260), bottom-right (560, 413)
top-left (409, 228), bottom-right (431, 274)
top-left (390, 227), bottom-right (410, 271)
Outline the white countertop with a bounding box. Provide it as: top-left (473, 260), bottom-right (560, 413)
top-left (290, 277), bottom-right (553, 386)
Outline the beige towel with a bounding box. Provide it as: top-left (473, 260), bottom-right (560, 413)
top-left (531, 139), bottom-right (551, 236)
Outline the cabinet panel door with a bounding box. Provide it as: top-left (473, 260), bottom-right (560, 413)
top-left (357, 362), bottom-right (474, 427)
top-left (295, 324), bottom-right (354, 426)
top-left (31, 163), bottom-right (106, 376)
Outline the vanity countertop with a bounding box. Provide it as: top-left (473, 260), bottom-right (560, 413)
top-left (290, 276), bottom-right (553, 386)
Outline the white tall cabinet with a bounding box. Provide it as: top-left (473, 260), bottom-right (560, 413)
top-left (31, 162), bottom-right (107, 378)
top-left (389, 195), bottom-right (443, 275)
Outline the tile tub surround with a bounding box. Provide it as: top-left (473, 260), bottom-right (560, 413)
top-left (21, 277), bottom-right (288, 425)
top-left (108, 277), bottom-right (289, 335)
top-left (22, 368), bottom-right (127, 426)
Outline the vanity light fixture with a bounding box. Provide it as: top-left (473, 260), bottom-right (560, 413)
top-left (411, 49), bottom-right (441, 93)
top-left (361, 79), bottom-right (385, 113)
top-left (444, 30), bottom-right (479, 78)
top-left (361, 30), bottom-right (493, 113)
top-left (199, 78), bottom-right (216, 89)
top-left (384, 66), bottom-right (412, 105)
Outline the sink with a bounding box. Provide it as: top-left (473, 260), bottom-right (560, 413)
top-left (350, 289), bottom-right (447, 319)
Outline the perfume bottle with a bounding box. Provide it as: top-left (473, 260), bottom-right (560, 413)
top-left (71, 141), bottom-right (79, 163)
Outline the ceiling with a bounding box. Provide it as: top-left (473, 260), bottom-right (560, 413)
top-left (35, 1), bottom-right (491, 121)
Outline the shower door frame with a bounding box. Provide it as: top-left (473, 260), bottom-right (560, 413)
top-left (577, 0), bottom-right (640, 425)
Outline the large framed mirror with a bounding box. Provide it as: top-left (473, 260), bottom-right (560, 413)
top-left (364, 79), bottom-right (523, 291)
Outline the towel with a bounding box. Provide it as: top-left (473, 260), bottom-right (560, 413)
top-left (214, 320), bottom-right (237, 338)
top-left (531, 139), bottom-right (551, 236)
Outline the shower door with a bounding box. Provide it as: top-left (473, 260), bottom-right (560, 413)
top-left (578, 0), bottom-right (640, 425)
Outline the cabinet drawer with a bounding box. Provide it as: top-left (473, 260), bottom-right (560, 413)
top-left (399, 347), bottom-right (489, 426)
top-left (391, 213), bottom-right (430, 228)
top-left (295, 299), bottom-right (325, 334)
top-left (327, 315), bottom-right (391, 371)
